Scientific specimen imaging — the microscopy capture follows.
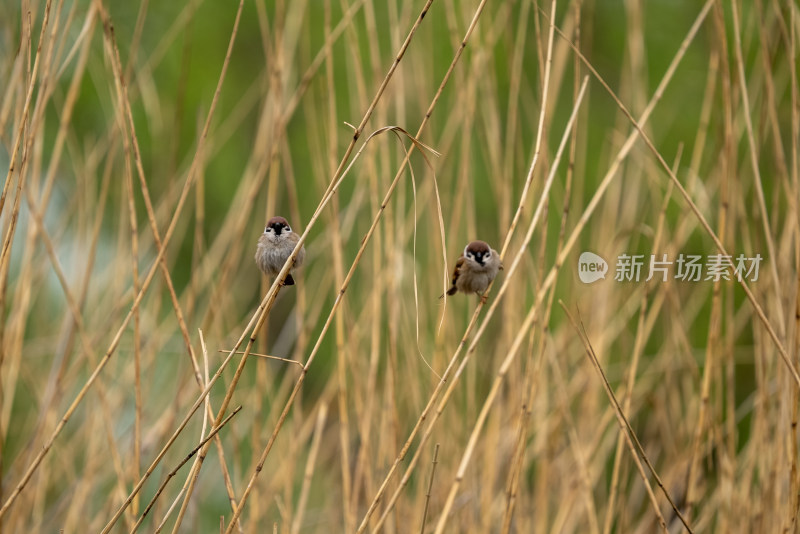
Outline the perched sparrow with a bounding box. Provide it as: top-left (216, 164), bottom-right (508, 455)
top-left (443, 240), bottom-right (502, 301)
top-left (255, 216), bottom-right (305, 286)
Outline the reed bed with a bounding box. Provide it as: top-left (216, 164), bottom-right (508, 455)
top-left (0, 0), bottom-right (798, 532)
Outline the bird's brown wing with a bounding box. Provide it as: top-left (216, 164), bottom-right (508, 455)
top-left (445, 255), bottom-right (465, 296)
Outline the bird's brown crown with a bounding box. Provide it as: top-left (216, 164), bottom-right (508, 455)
top-left (463, 240), bottom-right (493, 265)
top-left (267, 216), bottom-right (290, 227)
top-left (265, 216), bottom-right (292, 235)
top-left (465, 240), bottom-right (491, 254)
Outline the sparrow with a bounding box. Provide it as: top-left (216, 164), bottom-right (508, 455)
top-left (443, 240), bottom-right (502, 301)
top-left (255, 216), bottom-right (305, 286)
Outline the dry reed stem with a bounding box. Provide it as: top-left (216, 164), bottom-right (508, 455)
top-left (368, 73), bottom-right (588, 533)
top-left (603, 149), bottom-right (681, 533)
top-left (221, 124), bottom-right (439, 532)
top-left (789, 6), bottom-right (800, 533)
top-left (429, 78), bottom-right (587, 534)
top-left (1, 0), bottom-right (794, 530)
top-left (543, 0), bottom-right (800, 388)
top-left (132, 407), bottom-right (242, 530)
top-left (730, 0), bottom-right (785, 336)
top-left (559, 303), bottom-right (679, 533)
top-left (418, 443), bottom-right (440, 534)
top-left (0, 3), bottom-right (203, 518)
top-left (153, 388), bottom-right (213, 534)
top-left (0, 0), bottom-right (52, 221)
top-left (684, 107), bottom-right (727, 518)
top-left (123, 89), bottom-right (144, 523)
top-left (0, 4), bottom-right (56, 416)
top-left (21, 178), bottom-right (136, 525)
top-left (289, 402), bottom-right (328, 534)
top-left (191, 1), bottom-right (441, 528)
top-left (105, 3), bottom-right (223, 520)
top-left (544, 330), bottom-right (601, 534)
top-left (370, 2), bottom-right (711, 527)
top-left (501, 8), bottom-right (583, 530)
top-left (98, 0), bottom-right (251, 525)
top-left (497, 0), bottom-right (557, 261)
top-left (324, 3), bottom-right (356, 528)
top-left (469, 0), bottom-right (713, 399)
top-left (0, 5), bottom-right (92, 453)
top-left (217, 350), bottom-right (303, 368)
top-left (352, 5), bottom-right (501, 532)
top-left (9, 125), bottom-right (115, 527)
top-left (192, 0), bottom-right (364, 342)
top-left (343, 0), bottom-right (390, 517)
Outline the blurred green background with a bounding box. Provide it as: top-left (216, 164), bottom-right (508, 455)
top-left (1, 0), bottom-right (797, 531)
